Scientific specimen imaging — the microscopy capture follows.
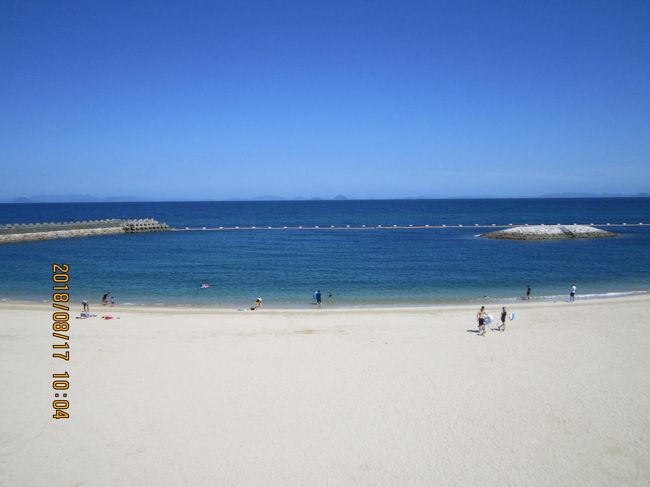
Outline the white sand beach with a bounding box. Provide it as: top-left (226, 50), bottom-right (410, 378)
top-left (1, 296), bottom-right (649, 486)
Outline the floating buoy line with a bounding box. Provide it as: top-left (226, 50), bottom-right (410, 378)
top-left (171, 222), bottom-right (648, 232)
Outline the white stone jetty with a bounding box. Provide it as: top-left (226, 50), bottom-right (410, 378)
top-left (482, 224), bottom-right (617, 240)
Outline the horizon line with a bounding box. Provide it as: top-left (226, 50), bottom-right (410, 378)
top-left (3, 194), bottom-right (650, 204)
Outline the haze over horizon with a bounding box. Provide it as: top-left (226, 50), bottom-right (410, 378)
top-left (2, 1), bottom-right (649, 200)
top-left (4, 191), bottom-right (650, 204)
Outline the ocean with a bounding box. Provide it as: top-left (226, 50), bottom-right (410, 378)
top-left (0, 198), bottom-right (649, 308)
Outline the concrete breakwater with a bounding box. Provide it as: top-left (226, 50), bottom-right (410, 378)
top-left (0, 219), bottom-right (170, 244)
top-left (482, 224), bottom-right (617, 240)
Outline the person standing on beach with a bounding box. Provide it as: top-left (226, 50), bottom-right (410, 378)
top-left (316, 290), bottom-right (322, 308)
top-left (477, 306), bottom-right (487, 336)
top-left (82, 300), bottom-right (89, 312)
top-left (498, 307), bottom-right (507, 331)
top-left (569, 284), bottom-right (576, 302)
top-left (110, 295), bottom-right (115, 306)
top-left (102, 291), bottom-right (109, 305)
top-left (526, 286), bottom-right (531, 300)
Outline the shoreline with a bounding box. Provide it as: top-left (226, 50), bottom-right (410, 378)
top-left (2, 290), bottom-right (648, 314)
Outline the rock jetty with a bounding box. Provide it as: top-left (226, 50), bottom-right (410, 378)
top-left (482, 224), bottom-right (616, 240)
top-left (0, 219), bottom-right (170, 244)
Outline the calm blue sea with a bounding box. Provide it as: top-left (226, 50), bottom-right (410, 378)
top-left (0, 198), bottom-right (649, 308)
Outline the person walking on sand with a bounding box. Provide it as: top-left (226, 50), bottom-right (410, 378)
top-left (477, 306), bottom-right (487, 336)
top-left (498, 306), bottom-right (507, 331)
top-left (82, 300), bottom-right (89, 312)
top-left (569, 284), bottom-right (576, 302)
top-left (526, 285), bottom-right (531, 300)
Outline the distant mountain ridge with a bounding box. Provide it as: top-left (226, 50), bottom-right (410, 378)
top-left (5, 194), bottom-right (141, 203)
top-left (539, 192), bottom-right (650, 198)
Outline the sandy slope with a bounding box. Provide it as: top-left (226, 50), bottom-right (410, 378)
top-left (1, 296), bottom-right (649, 486)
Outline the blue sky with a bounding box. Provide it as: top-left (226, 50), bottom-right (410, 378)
top-left (1, 0), bottom-right (649, 200)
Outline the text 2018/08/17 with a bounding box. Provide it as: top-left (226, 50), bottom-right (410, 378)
top-left (51, 263), bottom-right (70, 419)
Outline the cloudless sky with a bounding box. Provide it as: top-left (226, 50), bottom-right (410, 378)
top-left (1, 0), bottom-right (649, 200)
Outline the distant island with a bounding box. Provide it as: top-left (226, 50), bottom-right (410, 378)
top-left (5, 194), bottom-right (141, 203)
top-left (538, 192), bottom-right (650, 198)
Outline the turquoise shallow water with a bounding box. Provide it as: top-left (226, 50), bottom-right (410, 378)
top-left (0, 198), bottom-right (649, 308)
